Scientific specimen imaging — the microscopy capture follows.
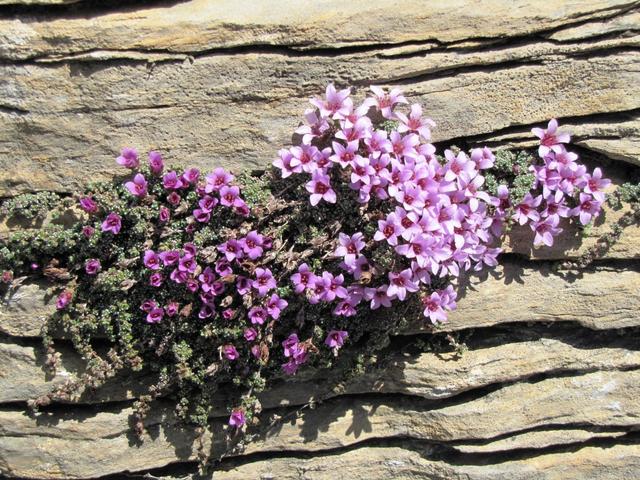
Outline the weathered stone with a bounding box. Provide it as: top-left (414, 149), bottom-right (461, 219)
top-left (0, 369), bottom-right (638, 478)
top-left (0, 1), bottom-right (635, 60)
top-left (205, 443), bottom-right (640, 480)
top-left (407, 264), bottom-right (640, 334)
top-left (1, 36), bottom-right (639, 194)
top-left (548, 9), bottom-right (640, 42)
top-left (453, 428), bottom-right (628, 453)
top-left (0, 0), bottom-right (81, 4)
top-left (4, 326), bottom-right (640, 407)
top-left (0, 341), bottom-right (151, 404)
top-left (0, 279), bottom-right (55, 337)
top-left (2, 265), bottom-right (638, 338)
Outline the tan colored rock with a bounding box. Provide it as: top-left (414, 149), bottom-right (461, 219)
top-left (0, 0), bottom-right (81, 4)
top-left (4, 326), bottom-right (640, 406)
top-left (0, 342), bottom-right (151, 404)
top-left (207, 443), bottom-right (640, 480)
top-left (407, 264), bottom-right (640, 334)
top-left (2, 264), bottom-right (638, 338)
top-left (454, 428), bottom-right (627, 453)
top-left (548, 9), bottom-right (640, 42)
top-left (0, 279), bottom-right (55, 337)
top-left (0, 369), bottom-right (638, 478)
top-left (1, 38), bottom-right (639, 194)
top-left (0, 1), bottom-right (635, 60)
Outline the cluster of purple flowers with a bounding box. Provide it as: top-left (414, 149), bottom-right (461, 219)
top-left (520, 119), bottom-right (611, 246)
top-left (277, 84), bottom-right (610, 325)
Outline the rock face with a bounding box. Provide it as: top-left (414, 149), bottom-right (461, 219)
top-left (0, 1), bottom-right (639, 479)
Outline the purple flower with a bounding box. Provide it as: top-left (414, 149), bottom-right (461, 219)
top-left (163, 171), bottom-right (184, 190)
top-left (512, 194), bottom-right (542, 226)
top-left (198, 195), bottom-right (218, 213)
top-left (305, 170), bottom-right (337, 206)
top-left (310, 83), bottom-right (352, 119)
top-left (79, 196), bottom-right (98, 214)
top-left (244, 328), bottom-right (258, 342)
top-left (374, 213), bottom-right (401, 246)
top-left (178, 255), bottom-right (197, 273)
top-left (101, 212), bottom-right (122, 234)
top-left (422, 291), bottom-right (448, 324)
top-left (531, 216), bottom-right (563, 247)
top-left (149, 272), bottom-right (164, 287)
top-left (165, 301), bottom-right (179, 317)
top-left (324, 330), bottom-right (348, 349)
top-left (143, 250), bottom-right (161, 270)
top-left (223, 308), bottom-right (235, 320)
top-left (158, 206), bottom-right (170, 223)
top-left (193, 208), bottom-right (211, 223)
top-left (583, 167), bottom-right (610, 203)
top-left (335, 232), bottom-right (365, 266)
top-left (215, 259), bottom-right (233, 277)
top-left (124, 173), bottom-right (148, 197)
top-left (220, 185), bottom-right (242, 208)
top-left (362, 85), bottom-right (407, 119)
top-left (387, 269), bottom-right (418, 301)
top-left (218, 239), bottom-right (244, 262)
top-left (82, 226), bottom-right (95, 238)
top-left (228, 409), bottom-right (246, 428)
top-left (572, 193), bottom-right (602, 225)
top-left (159, 250), bottom-right (180, 266)
top-left (396, 103), bottom-right (435, 140)
top-left (206, 167), bottom-right (234, 193)
top-left (140, 299), bottom-right (157, 312)
top-left (166, 192), bottom-right (181, 206)
top-left (56, 290), bottom-right (72, 310)
top-left (266, 294), bottom-right (288, 319)
top-left (470, 147), bottom-right (495, 170)
top-left (146, 307), bottom-right (164, 324)
top-left (116, 147), bottom-right (139, 169)
top-left (84, 259), bottom-right (101, 275)
top-left (223, 344), bottom-right (239, 361)
top-left (249, 306), bottom-right (268, 325)
top-left (291, 263), bottom-right (315, 294)
top-left (242, 230), bottom-right (265, 259)
top-left (253, 268), bottom-right (276, 296)
top-left (236, 276), bottom-right (251, 295)
top-left (181, 168), bottom-right (200, 185)
top-left (282, 333), bottom-right (300, 358)
top-left (532, 119), bottom-right (571, 157)
top-left (148, 151), bottom-right (164, 175)
top-left (368, 285), bottom-right (392, 310)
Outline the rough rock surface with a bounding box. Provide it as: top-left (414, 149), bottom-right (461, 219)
top-left (1, 1), bottom-right (639, 479)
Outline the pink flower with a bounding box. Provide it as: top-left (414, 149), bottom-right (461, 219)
top-left (84, 259), bottom-right (101, 275)
top-left (324, 330), bottom-right (348, 349)
top-left (149, 272), bottom-right (164, 287)
top-left (56, 290), bottom-right (72, 310)
top-left (181, 168), bottom-right (200, 185)
top-left (165, 302), bottom-right (179, 317)
top-left (166, 192), bottom-right (181, 206)
top-left (249, 306), bottom-right (268, 325)
top-left (310, 83), bottom-right (352, 119)
top-left (244, 328), bottom-right (258, 342)
top-left (143, 250), bottom-right (161, 270)
top-left (163, 171), bottom-right (184, 190)
top-left (335, 232), bottom-right (365, 266)
top-left (148, 151), bottom-right (164, 175)
top-left (159, 206), bottom-right (170, 223)
top-left (572, 193), bottom-right (602, 225)
top-left (266, 294), bottom-right (288, 319)
top-left (125, 173), bottom-right (148, 197)
top-left (140, 299), bottom-right (157, 312)
top-left (396, 103), bottom-right (435, 140)
top-left (362, 85), bottom-right (407, 119)
top-left (583, 168), bottom-right (610, 203)
top-left (253, 268), bottom-right (276, 296)
top-left (291, 263), bottom-right (315, 294)
top-left (82, 226), bottom-right (95, 238)
top-left (387, 269), bottom-right (418, 301)
top-left (101, 212), bottom-right (122, 234)
top-left (531, 119), bottom-right (571, 157)
top-left (228, 409), bottom-right (246, 428)
top-left (219, 185), bottom-right (242, 208)
top-left (512, 194), bottom-right (542, 226)
top-left (146, 307), bottom-right (164, 324)
top-left (79, 196), bottom-right (98, 214)
top-left (531, 216), bottom-right (563, 247)
top-left (223, 345), bottom-right (239, 361)
top-left (206, 167), bottom-right (234, 193)
top-left (116, 147), bottom-right (139, 169)
top-left (305, 171), bottom-right (337, 206)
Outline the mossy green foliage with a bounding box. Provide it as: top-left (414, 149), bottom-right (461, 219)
top-left (0, 147), bottom-right (634, 469)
